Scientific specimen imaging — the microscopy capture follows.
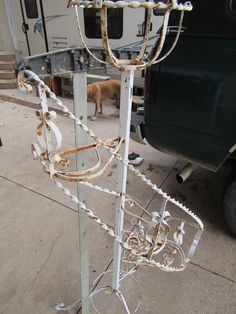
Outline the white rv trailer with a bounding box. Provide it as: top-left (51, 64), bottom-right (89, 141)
top-left (4, 0), bottom-right (164, 60)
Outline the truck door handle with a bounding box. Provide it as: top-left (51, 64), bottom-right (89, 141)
top-left (22, 22), bottom-right (29, 33)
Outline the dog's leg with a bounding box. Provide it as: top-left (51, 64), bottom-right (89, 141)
top-left (99, 101), bottom-right (103, 114)
top-left (115, 94), bottom-right (120, 109)
top-left (91, 101), bottom-right (99, 121)
top-left (110, 94), bottom-right (120, 118)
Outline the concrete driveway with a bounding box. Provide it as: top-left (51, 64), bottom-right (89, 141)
top-left (0, 88), bottom-right (236, 314)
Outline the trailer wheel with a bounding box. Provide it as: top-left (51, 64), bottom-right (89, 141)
top-left (223, 180), bottom-right (236, 236)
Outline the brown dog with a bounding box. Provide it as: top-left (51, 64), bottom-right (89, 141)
top-left (87, 80), bottom-right (121, 120)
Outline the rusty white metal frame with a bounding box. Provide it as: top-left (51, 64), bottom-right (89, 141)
top-left (18, 1), bottom-right (203, 313)
top-left (67, 0), bottom-right (197, 304)
top-left (18, 66), bottom-right (203, 312)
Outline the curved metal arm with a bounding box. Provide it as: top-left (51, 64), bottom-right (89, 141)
top-left (153, 10), bottom-right (184, 65)
top-left (135, 8), bottom-right (153, 61)
top-left (74, 6), bottom-right (107, 65)
top-left (146, 5), bottom-right (171, 67)
top-left (53, 137), bottom-right (123, 182)
top-left (100, 7), bottom-right (119, 68)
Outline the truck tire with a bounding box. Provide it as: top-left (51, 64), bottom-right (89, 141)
top-left (223, 180), bottom-right (236, 236)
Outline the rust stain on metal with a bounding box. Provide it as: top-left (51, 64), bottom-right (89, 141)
top-left (58, 142), bottom-right (101, 157)
top-left (36, 124), bottom-right (43, 136)
top-left (41, 152), bottom-right (48, 160)
top-left (51, 137), bottom-right (121, 182)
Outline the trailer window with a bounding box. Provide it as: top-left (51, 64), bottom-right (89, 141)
top-left (84, 8), bottom-right (123, 39)
top-left (24, 0), bottom-right (39, 19)
top-left (169, 0), bottom-right (236, 38)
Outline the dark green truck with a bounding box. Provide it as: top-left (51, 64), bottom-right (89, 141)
top-left (134, 0), bottom-right (236, 235)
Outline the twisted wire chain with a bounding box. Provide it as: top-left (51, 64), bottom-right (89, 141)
top-left (79, 181), bottom-right (120, 197)
top-left (18, 70), bottom-right (203, 271)
top-left (126, 163), bottom-right (204, 230)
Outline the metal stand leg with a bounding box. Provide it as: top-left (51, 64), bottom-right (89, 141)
top-left (73, 72), bottom-right (90, 314)
top-left (112, 70), bottom-right (134, 290)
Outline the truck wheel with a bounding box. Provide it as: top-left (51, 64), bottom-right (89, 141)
top-left (223, 180), bottom-right (236, 236)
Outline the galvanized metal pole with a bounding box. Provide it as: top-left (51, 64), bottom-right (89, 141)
top-left (73, 72), bottom-right (90, 314)
top-left (112, 69), bottom-right (134, 290)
